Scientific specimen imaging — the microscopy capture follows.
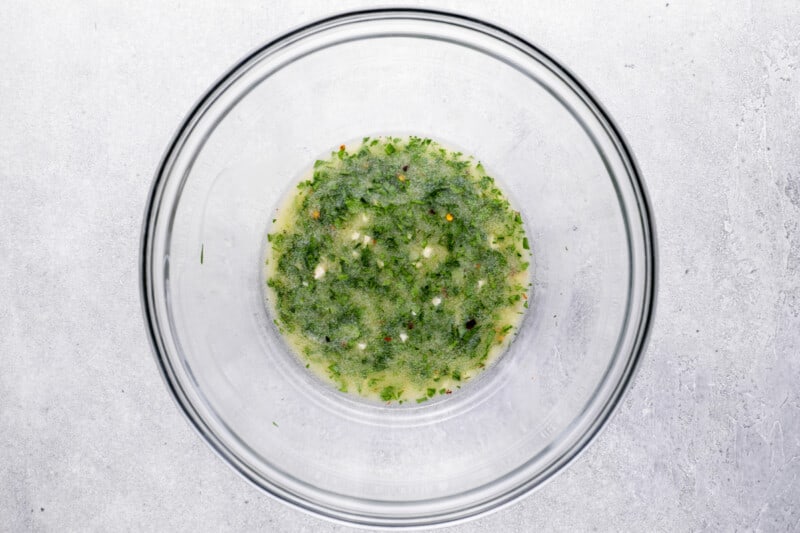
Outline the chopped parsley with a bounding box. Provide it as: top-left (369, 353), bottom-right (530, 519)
top-left (266, 137), bottom-right (531, 402)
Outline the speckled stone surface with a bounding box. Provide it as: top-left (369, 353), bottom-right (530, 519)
top-left (1, 1), bottom-right (799, 531)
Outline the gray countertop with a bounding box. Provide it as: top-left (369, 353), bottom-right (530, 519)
top-left (2, 1), bottom-right (799, 531)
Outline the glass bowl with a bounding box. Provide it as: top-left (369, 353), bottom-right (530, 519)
top-left (140, 8), bottom-right (656, 528)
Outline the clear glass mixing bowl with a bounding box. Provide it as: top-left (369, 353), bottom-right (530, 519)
top-left (140, 8), bottom-right (656, 528)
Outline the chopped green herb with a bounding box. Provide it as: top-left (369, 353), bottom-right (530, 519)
top-left (200, 244), bottom-right (204, 264)
top-left (380, 385), bottom-right (401, 401)
top-left (265, 136), bottom-right (531, 402)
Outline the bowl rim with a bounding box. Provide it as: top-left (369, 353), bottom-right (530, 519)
top-left (139, 7), bottom-right (658, 529)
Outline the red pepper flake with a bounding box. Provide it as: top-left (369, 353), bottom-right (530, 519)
top-left (407, 322), bottom-right (414, 330)
top-left (384, 336), bottom-right (392, 342)
top-left (445, 389), bottom-right (452, 395)
top-left (339, 144), bottom-right (346, 151)
top-left (522, 293), bottom-right (528, 300)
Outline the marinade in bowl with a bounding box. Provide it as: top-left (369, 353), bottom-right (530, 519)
top-left (141, 9), bottom-right (656, 528)
top-left (265, 136), bottom-right (531, 403)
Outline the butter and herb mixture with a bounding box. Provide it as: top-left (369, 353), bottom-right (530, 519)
top-left (266, 137), bottom-right (530, 403)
